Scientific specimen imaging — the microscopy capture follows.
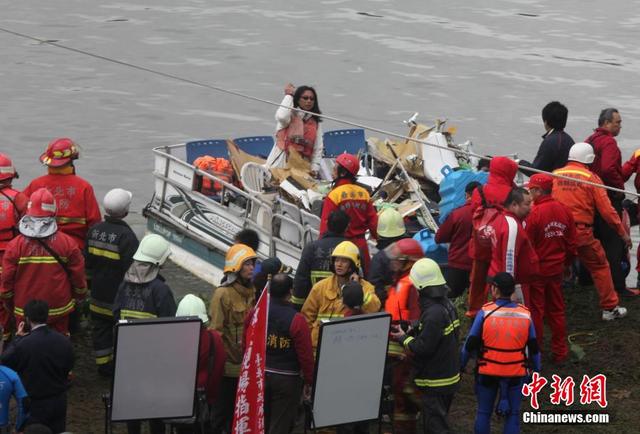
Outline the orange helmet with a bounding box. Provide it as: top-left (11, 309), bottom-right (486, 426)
top-left (0, 153), bottom-right (17, 181)
top-left (40, 138), bottom-right (79, 167)
top-left (335, 153), bottom-right (359, 176)
top-left (27, 188), bottom-right (57, 217)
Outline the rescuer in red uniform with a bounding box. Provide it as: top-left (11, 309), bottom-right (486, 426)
top-left (23, 138), bottom-right (101, 250)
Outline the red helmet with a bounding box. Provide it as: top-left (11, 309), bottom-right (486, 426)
top-left (385, 238), bottom-right (424, 262)
top-left (40, 138), bottom-right (79, 167)
top-left (0, 153), bottom-right (17, 181)
top-left (335, 153), bottom-right (359, 177)
top-left (27, 188), bottom-right (57, 217)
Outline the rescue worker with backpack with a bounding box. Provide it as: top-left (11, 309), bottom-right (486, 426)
top-left (302, 240), bottom-right (381, 351)
top-left (85, 188), bottom-right (139, 376)
top-left (460, 272), bottom-right (541, 434)
top-left (23, 138), bottom-right (101, 250)
top-left (0, 188), bottom-right (87, 336)
top-left (0, 153), bottom-right (27, 341)
top-left (368, 207), bottom-right (407, 305)
top-left (319, 153), bottom-right (378, 275)
top-left (113, 234), bottom-right (176, 434)
top-left (384, 238), bottom-right (424, 434)
top-left (209, 243), bottom-right (257, 434)
top-left (292, 209), bottom-right (349, 310)
top-left (390, 258), bottom-right (461, 434)
top-left (467, 156), bottom-right (518, 317)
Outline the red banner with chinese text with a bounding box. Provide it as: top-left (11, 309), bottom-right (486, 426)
top-left (232, 286), bottom-right (269, 434)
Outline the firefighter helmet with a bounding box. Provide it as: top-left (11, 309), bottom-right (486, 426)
top-left (223, 243), bottom-right (257, 274)
top-left (409, 258), bottom-right (446, 290)
top-left (331, 241), bottom-right (361, 269)
top-left (335, 153), bottom-right (359, 177)
top-left (377, 208), bottom-right (406, 238)
top-left (568, 142), bottom-right (595, 164)
top-left (26, 188), bottom-right (57, 218)
top-left (133, 234), bottom-right (171, 265)
top-left (103, 188), bottom-right (133, 217)
top-left (385, 238), bottom-right (424, 262)
top-left (0, 153), bottom-right (17, 181)
top-left (39, 138), bottom-right (80, 167)
top-left (176, 294), bottom-right (209, 324)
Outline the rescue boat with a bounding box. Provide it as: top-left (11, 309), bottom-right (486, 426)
top-left (143, 115), bottom-right (485, 285)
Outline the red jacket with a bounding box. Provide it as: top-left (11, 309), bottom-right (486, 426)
top-left (1, 231), bottom-right (87, 319)
top-left (435, 201), bottom-right (473, 270)
top-left (24, 172), bottom-right (101, 249)
top-left (622, 149), bottom-right (640, 193)
top-left (198, 328), bottom-right (226, 404)
top-left (586, 128), bottom-right (624, 189)
top-left (319, 179), bottom-right (378, 239)
top-left (470, 157), bottom-right (518, 260)
top-left (0, 187), bottom-right (27, 254)
top-left (489, 210), bottom-right (539, 283)
top-left (525, 195), bottom-right (577, 277)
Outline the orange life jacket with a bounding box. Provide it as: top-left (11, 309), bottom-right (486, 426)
top-left (385, 273), bottom-right (420, 358)
top-left (194, 156), bottom-right (234, 195)
top-left (276, 115), bottom-right (318, 160)
top-left (478, 302), bottom-right (530, 377)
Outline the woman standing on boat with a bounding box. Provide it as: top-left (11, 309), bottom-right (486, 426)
top-left (266, 83), bottom-right (324, 175)
top-left (319, 153), bottom-right (378, 274)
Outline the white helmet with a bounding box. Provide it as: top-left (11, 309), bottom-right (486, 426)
top-left (568, 142), bottom-right (595, 164)
top-left (103, 188), bottom-right (132, 217)
top-left (133, 234), bottom-right (171, 265)
top-left (176, 294), bottom-right (209, 324)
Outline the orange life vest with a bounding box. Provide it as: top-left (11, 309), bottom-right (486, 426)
top-left (276, 114), bottom-right (318, 160)
top-left (478, 302), bottom-right (530, 377)
top-left (194, 156), bottom-right (234, 195)
top-left (385, 273), bottom-right (420, 358)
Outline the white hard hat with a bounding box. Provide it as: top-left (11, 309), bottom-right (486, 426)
top-left (568, 142), bottom-right (595, 165)
top-left (176, 294), bottom-right (209, 324)
top-left (133, 234), bottom-right (171, 265)
top-left (103, 188), bottom-right (132, 217)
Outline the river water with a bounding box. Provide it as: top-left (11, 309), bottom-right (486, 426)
top-left (3, 0), bottom-right (640, 284)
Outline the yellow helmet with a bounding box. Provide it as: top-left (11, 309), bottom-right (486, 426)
top-left (409, 258), bottom-right (446, 290)
top-left (331, 241), bottom-right (361, 269)
top-left (377, 208), bottom-right (406, 238)
top-left (224, 243), bottom-right (257, 273)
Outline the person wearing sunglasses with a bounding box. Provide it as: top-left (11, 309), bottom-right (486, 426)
top-left (266, 83), bottom-right (324, 177)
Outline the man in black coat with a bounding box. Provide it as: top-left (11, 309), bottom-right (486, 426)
top-left (2, 300), bottom-right (73, 433)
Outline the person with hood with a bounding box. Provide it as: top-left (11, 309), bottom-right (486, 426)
top-left (319, 153), bottom-right (378, 274)
top-left (384, 238), bottom-right (424, 433)
top-left (85, 188), bottom-right (139, 376)
top-left (460, 273), bottom-right (541, 434)
top-left (1, 188), bottom-right (87, 335)
top-left (175, 294), bottom-right (226, 434)
top-left (302, 241), bottom-right (380, 351)
top-left (266, 84), bottom-right (324, 175)
top-left (525, 174), bottom-right (576, 364)
top-left (467, 157), bottom-right (518, 317)
top-left (368, 207), bottom-right (407, 305)
top-left (23, 138), bottom-right (101, 250)
top-left (390, 258), bottom-right (461, 434)
top-left (113, 234), bottom-right (176, 434)
top-left (209, 243), bottom-right (257, 434)
top-left (0, 153), bottom-right (27, 341)
top-left (552, 143), bottom-right (630, 321)
top-left (435, 181), bottom-right (480, 299)
top-left (293, 209), bottom-right (349, 310)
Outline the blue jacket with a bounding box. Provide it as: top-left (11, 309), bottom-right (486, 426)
top-left (0, 365), bottom-right (27, 429)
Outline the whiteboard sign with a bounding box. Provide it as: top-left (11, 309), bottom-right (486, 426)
top-left (312, 313), bottom-right (391, 428)
top-left (111, 318), bottom-right (201, 421)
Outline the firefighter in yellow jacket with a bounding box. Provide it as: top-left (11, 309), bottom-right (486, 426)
top-left (209, 243), bottom-right (257, 434)
top-left (301, 241), bottom-right (381, 350)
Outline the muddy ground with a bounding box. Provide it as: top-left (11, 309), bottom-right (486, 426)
top-left (62, 262), bottom-right (639, 433)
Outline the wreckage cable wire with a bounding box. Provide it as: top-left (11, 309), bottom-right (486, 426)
top-left (1, 25), bottom-right (638, 198)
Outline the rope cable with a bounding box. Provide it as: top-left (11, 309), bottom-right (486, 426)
top-left (1, 25), bottom-right (638, 197)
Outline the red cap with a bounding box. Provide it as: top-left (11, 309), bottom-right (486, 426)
top-left (528, 173), bottom-right (554, 192)
top-left (40, 138), bottom-right (79, 167)
top-left (27, 188), bottom-right (57, 217)
top-left (0, 153), bottom-right (17, 181)
top-left (335, 153), bottom-right (359, 176)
